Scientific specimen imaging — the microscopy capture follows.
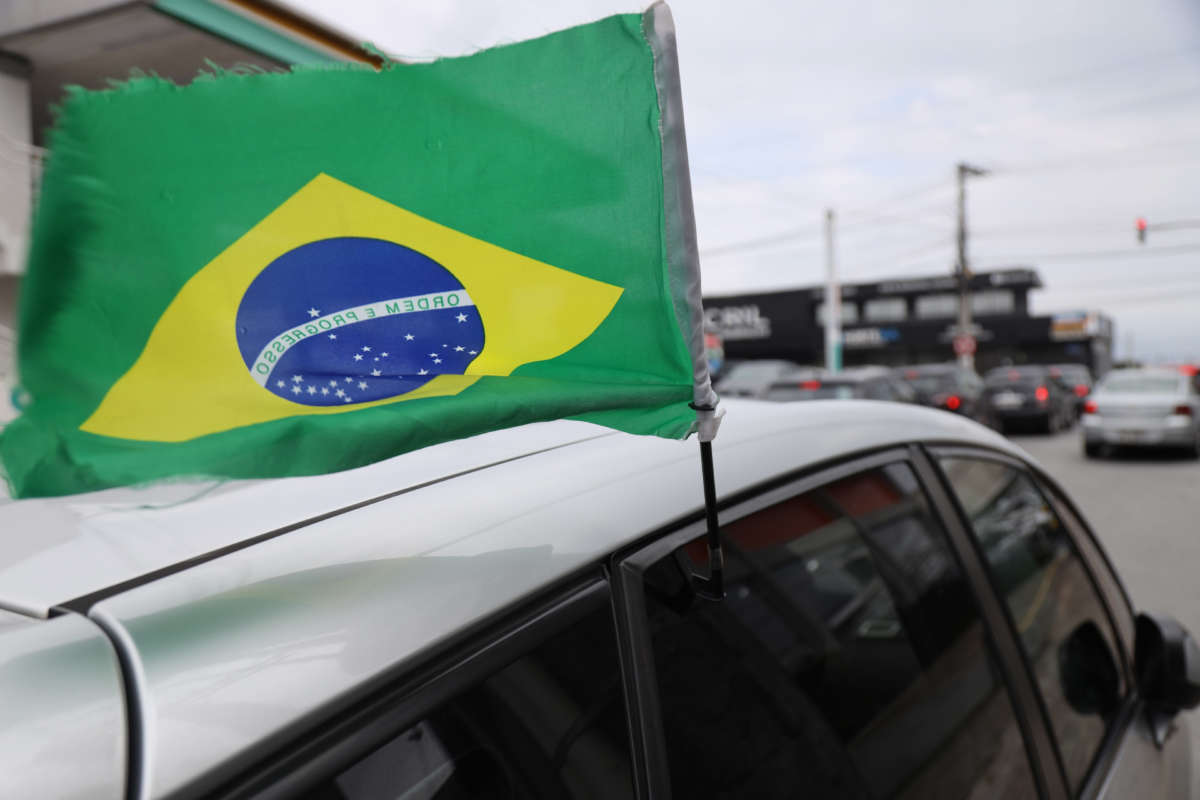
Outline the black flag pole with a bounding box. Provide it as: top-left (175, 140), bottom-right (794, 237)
top-left (691, 403), bottom-right (725, 601)
top-left (646, 3), bottom-right (726, 601)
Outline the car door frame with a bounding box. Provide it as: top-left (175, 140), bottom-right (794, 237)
top-left (610, 444), bottom-right (1068, 800)
top-left (922, 442), bottom-right (1142, 800)
top-left (195, 569), bottom-right (622, 800)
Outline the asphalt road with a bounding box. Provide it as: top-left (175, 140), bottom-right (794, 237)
top-left (1007, 426), bottom-right (1200, 790)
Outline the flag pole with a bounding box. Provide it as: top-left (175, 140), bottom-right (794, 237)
top-left (692, 408), bottom-right (724, 601)
top-left (646, 2), bottom-right (726, 601)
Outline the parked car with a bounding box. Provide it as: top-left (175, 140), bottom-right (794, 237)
top-left (895, 362), bottom-right (992, 425)
top-left (713, 358), bottom-right (807, 398)
top-left (1049, 363), bottom-right (1095, 417)
top-left (1081, 367), bottom-right (1200, 458)
top-left (764, 365), bottom-right (917, 403)
top-left (1, 400), bottom-right (1195, 799)
top-left (983, 365), bottom-right (1076, 433)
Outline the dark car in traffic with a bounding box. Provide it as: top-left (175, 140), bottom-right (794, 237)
top-left (1049, 363), bottom-right (1094, 416)
top-left (895, 363), bottom-right (992, 426)
top-left (765, 366), bottom-right (917, 403)
top-left (983, 365), bottom-right (1076, 433)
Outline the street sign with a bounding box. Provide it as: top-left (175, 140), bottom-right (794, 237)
top-left (953, 334), bottom-right (977, 356)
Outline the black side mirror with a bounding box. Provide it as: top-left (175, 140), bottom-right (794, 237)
top-left (1135, 613), bottom-right (1200, 742)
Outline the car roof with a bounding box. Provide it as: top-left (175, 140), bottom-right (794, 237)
top-left (0, 399), bottom-right (1020, 619)
top-left (1, 399), bottom-right (1030, 797)
top-left (896, 363), bottom-right (959, 376)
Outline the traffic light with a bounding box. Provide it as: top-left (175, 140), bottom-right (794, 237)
top-left (1136, 217), bottom-right (1147, 244)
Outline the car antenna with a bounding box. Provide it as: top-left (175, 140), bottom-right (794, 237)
top-left (690, 401), bottom-right (725, 601)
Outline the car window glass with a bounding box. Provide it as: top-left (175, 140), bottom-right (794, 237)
top-left (940, 458), bottom-right (1125, 794)
top-left (299, 601), bottom-right (634, 800)
top-left (639, 462), bottom-right (1038, 799)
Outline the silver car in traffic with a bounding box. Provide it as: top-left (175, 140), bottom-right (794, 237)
top-left (1082, 368), bottom-right (1200, 457)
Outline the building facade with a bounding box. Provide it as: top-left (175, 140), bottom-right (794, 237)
top-left (705, 268), bottom-right (1114, 376)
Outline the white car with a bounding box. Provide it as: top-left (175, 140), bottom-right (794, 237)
top-left (1, 399), bottom-right (1195, 799)
top-left (1082, 368), bottom-right (1200, 458)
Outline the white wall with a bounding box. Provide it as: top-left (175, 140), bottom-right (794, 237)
top-left (0, 69), bottom-right (31, 277)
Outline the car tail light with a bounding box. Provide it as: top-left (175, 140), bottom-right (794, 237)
top-left (1174, 405), bottom-right (1193, 416)
top-left (1074, 384), bottom-right (1089, 397)
top-left (945, 394), bottom-right (961, 411)
top-left (1083, 400), bottom-right (1097, 414)
top-left (801, 380), bottom-right (821, 390)
top-left (1008, 370), bottom-right (1020, 381)
top-left (1035, 385), bottom-right (1049, 403)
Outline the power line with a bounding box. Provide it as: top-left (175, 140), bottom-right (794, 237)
top-left (977, 242), bottom-right (1200, 263)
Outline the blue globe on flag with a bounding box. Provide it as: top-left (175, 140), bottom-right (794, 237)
top-left (235, 237), bottom-right (485, 406)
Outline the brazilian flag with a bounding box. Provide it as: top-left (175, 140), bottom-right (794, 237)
top-left (1, 5), bottom-right (715, 498)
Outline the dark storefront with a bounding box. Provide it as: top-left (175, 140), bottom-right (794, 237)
top-left (704, 268), bottom-right (1113, 376)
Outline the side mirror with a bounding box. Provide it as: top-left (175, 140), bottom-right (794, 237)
top-left (1135, 613), bottom-right (1200, 742)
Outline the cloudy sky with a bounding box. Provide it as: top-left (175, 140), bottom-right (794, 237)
top-left (292, 0), bottom-right (1200, 362)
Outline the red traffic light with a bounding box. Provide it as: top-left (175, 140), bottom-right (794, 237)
top-left (1136, 217), bottom-right (1147, 244)
top-left (1136, 217), bottom-right (1147, 231)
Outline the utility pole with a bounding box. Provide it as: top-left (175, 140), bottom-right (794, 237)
top-left (955, 162), bottom-right (988, 369)
top-left (824, 208), bottom-right (841, 372)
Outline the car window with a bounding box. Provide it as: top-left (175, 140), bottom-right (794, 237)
top-left (298, 600), bottom-right (634, 800)
top-left (637, 462), bottom-right (1038, 799)
top-left (939, 458), bottom-right (1126, 794)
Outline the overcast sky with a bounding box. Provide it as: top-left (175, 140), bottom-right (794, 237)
top-left (291, 0), bottom-right (1200, 363)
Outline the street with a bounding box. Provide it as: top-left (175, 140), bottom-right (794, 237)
top-left (1008, 427), bottom-right (1200, 780)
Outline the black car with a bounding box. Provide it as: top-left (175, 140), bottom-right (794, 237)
top-left (895, 363), bottom-right (992, 426)
top-left (1049, 363), bottom-right (1095, 417)
top-left (983, 365), bottom-right (1076, 433)
top-left (765, 366), bottom-right (917, 403)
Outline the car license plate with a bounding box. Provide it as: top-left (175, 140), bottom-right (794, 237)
top-left (1117, 430), bottom-right (1142, 444)
top-left (993, 392), bottom-right (1022, 408)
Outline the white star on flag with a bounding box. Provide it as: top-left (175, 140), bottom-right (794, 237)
top-left (381, 352), bottom-right (389, 357)
top-left (433, 358), bottom-right (442, 364)
top-left (329, 334), bottom-right (337, 340)
top-left (456, 313), bottom-right (467, 322)
top-left (362, 346), bottom-right (371, 352)
top-left (469, 350), bottom-right (477, 355)
top-left (454, 346), bottom-right (464, 351)
top-left (292, 375), bottom-right (303, 383)
top-left (353, 354), bottom-right (363, 361)
top-left (335, 389), bottom-right (345, 398)
top-left (358, 381), bottom-right (368, 390)
top-left (371, 369), bottom-right (381, 376)
top-left (276, 380), bottom-right (285, 388)
top-left (329, 380), bottom-right (338, 387)
top-left (418, 368), bottom-right (428, 375)
top-left (307, 385), bottom-right (317, 395)
top-left (428, 352), bottom-right (438, 357)
top-left (291, 385), bottom-right (301, 394)
top-left (307, 308), bottom-right (320, 318)
top-left (321, 387), bottom-right (329, 395)
top-left (404, 334), bottom-right (414, 340)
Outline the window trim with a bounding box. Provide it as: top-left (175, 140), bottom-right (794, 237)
top-left (909, 445), bottom-right (1067, 800)
top-left (925, 444), bottom-right (1138, 800)
top-left (611, 447), bottom-right (910, 799)
top-left (614, 445), bottom-right (1055, 800)
top-left (197, 573), bottom-right (616, 800)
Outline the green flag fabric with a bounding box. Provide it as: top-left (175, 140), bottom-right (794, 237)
top-left (1, 5), bottom-right (714, 498)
